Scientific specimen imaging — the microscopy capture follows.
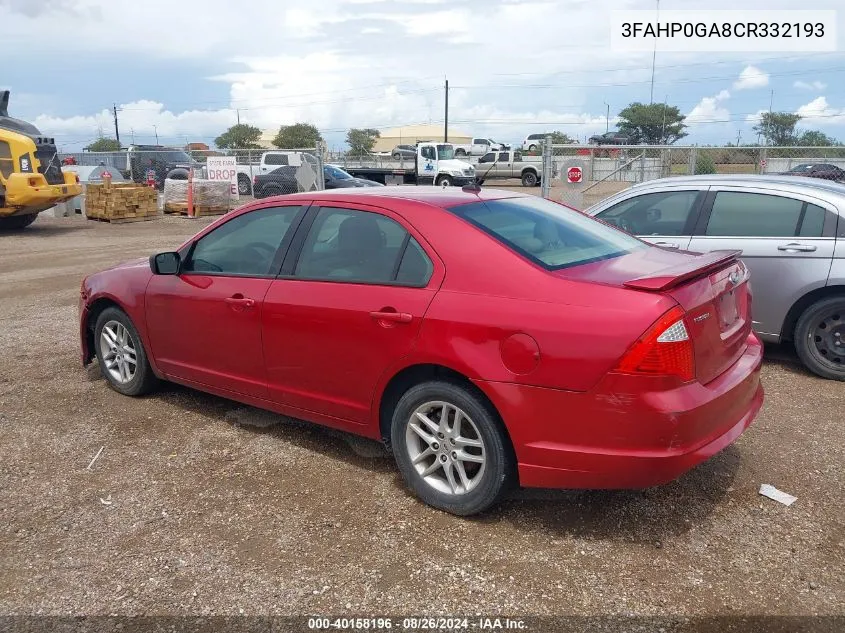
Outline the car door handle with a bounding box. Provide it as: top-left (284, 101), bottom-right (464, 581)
top-left (370, 310), bottom-right (412, 323)
top-left (778, 243), bottom-right (817, 252)
top-left (654, 241), bottom-right (680, 249)
top-left (224, 295), bottom-right (255, 308)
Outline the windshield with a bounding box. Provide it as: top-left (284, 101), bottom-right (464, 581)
top-left (325, 165), bottom-right (353, 180)
top-left (437, 145), bottom-right (455, 160)
top-left (160, 151), bottom-right (193, 163)
top-left (448, 196), bottom-right (647, 270)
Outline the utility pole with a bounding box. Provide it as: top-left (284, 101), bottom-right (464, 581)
top-left (444, 78), bottom-right (449, 143)
top-left (649, 0), bottom-right (659, 104)
top-left (130, 128), bottom-right (135, 143)
top-left (736, 130), bottom-right (742, 145)
top-left (660, 95), bottom-right (668, 143)
top-left (237, 109), bottom-right (240, 125)
top-left (112, 104), bottom-right (120, 145)
top-left (154, 125), bottom-right (159, 144)
top-left (603, 102), bottom-right (610, 133)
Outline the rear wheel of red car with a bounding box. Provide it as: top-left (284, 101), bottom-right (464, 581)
top-left (391, 381), bottom-right (514, 516)
top-left (795, 296), bottom-right (845, 381)
top-left (93, 307), bottom-right (159, 396)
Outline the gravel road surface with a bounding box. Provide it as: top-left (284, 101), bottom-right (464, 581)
top-left (0, 214), bottom-right (842, 622)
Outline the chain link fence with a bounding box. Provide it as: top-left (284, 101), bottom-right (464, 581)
top-left (543, 141), bottom-right (845, 209)
top-left (58, 144), bottom-right (326, 198)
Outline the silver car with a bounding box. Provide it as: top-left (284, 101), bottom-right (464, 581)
top-left (584, 174), bottom-right (845, 381)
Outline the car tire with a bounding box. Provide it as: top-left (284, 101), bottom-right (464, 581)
top-left (93, 307), bottom-right (159, 397)
top-left (528, 144), bottom-right (537, 152)
top-left (392, 152), bottom-right (401, 160)
top-left (794, 296), bottom-right (845, 381)
top-left (0, 213), bottom-right (38, 230)
top-left (237, 174), bottom-right (252, 195)
top-left (521, 171), bottom-right (538, 187)
top-left (436, 175), bottom-right (453, 187)
top-left (455, 149), bottom-right (466, 157)
top-left (390, 380), bottom-right (515, 516)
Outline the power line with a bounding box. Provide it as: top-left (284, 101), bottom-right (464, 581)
top-left (452, 65), bottom-right (845, 91)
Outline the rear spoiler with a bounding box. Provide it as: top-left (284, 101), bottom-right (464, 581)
top-left (623, 250), bottom-right (741, 291)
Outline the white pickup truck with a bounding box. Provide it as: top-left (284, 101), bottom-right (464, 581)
top-left (235, 151), bottom-right (312, 195)
top-left (451, 137), bottom-right (508, 157)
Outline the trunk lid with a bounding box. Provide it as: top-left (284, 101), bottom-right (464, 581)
top-left (559, 248), bottom-right (752, 384)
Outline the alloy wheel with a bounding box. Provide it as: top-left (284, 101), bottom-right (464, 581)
top-left (100, 320), bottom-right (137, 384)
top-left (405, 401), bottom-right (486, 496)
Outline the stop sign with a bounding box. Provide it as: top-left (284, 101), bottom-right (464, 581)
top-left (567, 166), bottom-right (583, 183)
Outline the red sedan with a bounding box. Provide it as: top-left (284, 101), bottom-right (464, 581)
top-left (79, 187), bottom-right (764, 516)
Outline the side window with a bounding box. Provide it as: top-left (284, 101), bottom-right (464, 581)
top-left (479, 153), bottom-right (495, 163)
top-left (184, 206), bottom-right (302, 276)
top-left (706, 192), bottom-right (809, 237)
top-left (498, 152), bottom-right (510, 162)
top-left (0, 141), bottom-right (13, 179)
top-left (595, 190), bottom-right (701, 236)
top-left (421, 146), bottom-right (435, 160)
top-left (396, 238), bottom-right (434, 286)
top-left (798, 203), bottom-right (827, 237)
top-left (294, 207), bottom-right (423, 285)
top-left (265, 154), bottom-right (288, 166)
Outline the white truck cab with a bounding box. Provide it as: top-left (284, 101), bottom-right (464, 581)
top-left (416, 143), bottom-right (476, 186)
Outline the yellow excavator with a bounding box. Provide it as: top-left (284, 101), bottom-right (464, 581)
top-left (0, 90), bottom-right (82, 229)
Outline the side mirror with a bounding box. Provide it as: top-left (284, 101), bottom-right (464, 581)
top-left (150, 251), bottom-right (181, 275)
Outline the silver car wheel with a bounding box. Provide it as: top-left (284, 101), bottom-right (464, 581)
top-left (405, 400), bottom-right (486, 496)
top-left (100, 320), bottom-right (137, 384)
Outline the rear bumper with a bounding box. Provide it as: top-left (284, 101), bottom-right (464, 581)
top-left (475, 333), bottom-right (764, 490)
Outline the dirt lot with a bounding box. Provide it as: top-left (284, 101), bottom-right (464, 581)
top-left (0, 212), bottom-right (843, 621)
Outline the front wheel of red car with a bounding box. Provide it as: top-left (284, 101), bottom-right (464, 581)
top-left (93, 307), bottom-right (159, 397)
top-left (391, 381), bottom-right (515, 516)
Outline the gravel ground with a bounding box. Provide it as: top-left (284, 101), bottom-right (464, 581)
top-left (0, 213), bottom-right (843, 621)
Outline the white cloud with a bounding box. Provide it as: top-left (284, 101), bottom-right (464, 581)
top-left (687, 90), bottom-right (730, 124)
top-left (795, 97), bottom-right (845, 125)
top-left (733, 66), bottom-right (769, 91)
top-left (12, 0), bottom-right (843, 148)
top-left (745, 109), bottom-right (767, 124)
top-left (793, 80), bottom-right (828, 91)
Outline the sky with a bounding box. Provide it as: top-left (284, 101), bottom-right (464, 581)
top-left (2, 0), bottom-right (845, 151)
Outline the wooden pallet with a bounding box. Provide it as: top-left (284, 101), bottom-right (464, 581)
top-left (86, 214), bottom-right (158, 224)
top-left (164, 203), bottom-right (230, 217)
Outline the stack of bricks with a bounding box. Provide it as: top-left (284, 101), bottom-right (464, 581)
top-left (85, 182), bottom-right (158, 223)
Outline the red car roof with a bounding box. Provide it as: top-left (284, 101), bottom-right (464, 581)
top-left (268, 185), bottom-right (529, 208)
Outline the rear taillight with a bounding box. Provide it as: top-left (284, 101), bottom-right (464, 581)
top-left (614, 306), bottom-right (695, 382)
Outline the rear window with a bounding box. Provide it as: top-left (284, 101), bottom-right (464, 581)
top-left (448, 197), bottom-right (647, 270)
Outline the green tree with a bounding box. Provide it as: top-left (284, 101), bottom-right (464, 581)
top-left (86, 136), bottom-right (121, 152)
top-left (272, 123), bottom-right (323, 149)
top-left (214, 123), bottom-right (262, 149)
top-left (346, 128), bottom-right (380, 155)
top-left (694, 152), bottom-right (717, 175)
top-left (549, 131), bottom-right (576, 144)
top-left (753, 112), bottom-right (801, 146)
top-left (617, 102), bottom-right (687, 145)
top-left (795, 129), bottom-right (840, 146)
